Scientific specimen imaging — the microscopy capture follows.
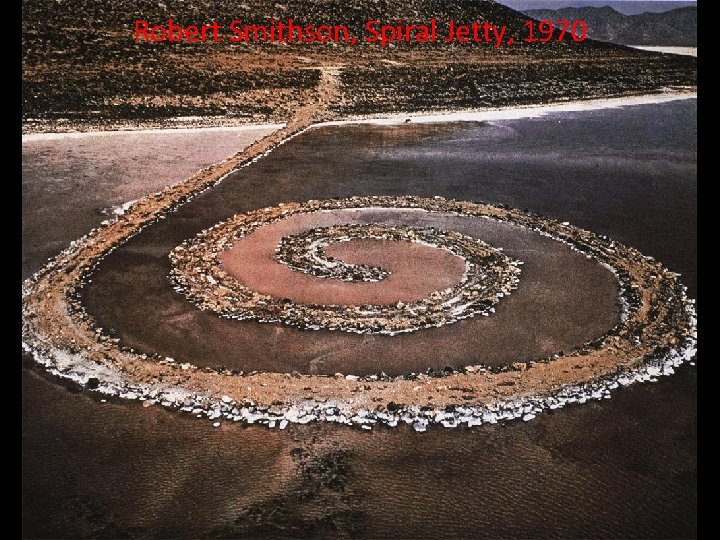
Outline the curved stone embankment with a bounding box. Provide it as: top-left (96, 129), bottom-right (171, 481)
top-left (171, 220), bottom-right (522, 334)
top-left (22, 194), bottom-right (697, 431)
top-left (21, 70), bottom-right (696, 430)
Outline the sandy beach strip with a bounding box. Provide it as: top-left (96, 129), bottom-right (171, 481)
top-left (22, 123), bottom-right (286, 143)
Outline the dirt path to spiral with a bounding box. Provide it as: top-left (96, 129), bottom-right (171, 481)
top-left (22, 66), bottom-right (340, 368)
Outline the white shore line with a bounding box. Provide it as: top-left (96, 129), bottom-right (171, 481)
top-left (21, 90), bottom-right (696, 142)
top-left (628, 46), bottom-right (697, 57)
top-left (21, 123), bottom-right (287, 143)
top-left (318, 90), bottom-right (697, 127)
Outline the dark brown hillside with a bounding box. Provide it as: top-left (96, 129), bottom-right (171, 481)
top-left (22, 0), bottom-right (696, 130)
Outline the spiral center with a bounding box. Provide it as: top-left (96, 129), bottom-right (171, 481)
top-left (170, 205), bottom-right (523, 335)
top-left (276, 225), bottom-right (394, 283)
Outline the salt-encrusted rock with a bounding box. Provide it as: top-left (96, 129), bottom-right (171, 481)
top-left (413, 421), bottom-right (427, 432)
top-left (483, 412), bottom-right (498, 424)
top-left (647, 366), bottom-right (662, 377)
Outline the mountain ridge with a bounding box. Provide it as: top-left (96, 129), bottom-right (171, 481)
top-left (524, 6), bottom-right (697, 46)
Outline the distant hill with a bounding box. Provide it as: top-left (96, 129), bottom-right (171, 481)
top-left (502, 1), bottom-right (696, 16)
top-left (524, 6), bottom-right (697, 46)
top-left (22, 0), bottom-right (697, 128)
